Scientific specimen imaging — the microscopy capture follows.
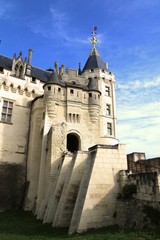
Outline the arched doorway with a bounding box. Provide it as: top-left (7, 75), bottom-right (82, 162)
top-left (67, 133), bottom-right (80, 153)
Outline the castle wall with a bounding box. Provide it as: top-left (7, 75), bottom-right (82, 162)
top-left (0, 75), bottom-right (31, 210)
top-left (0, 69), bottom-right (44, 210)
top-left (117, 153), bottom-right (160, 229)
top-left (0, 46), bottom-right (128, 234)
top-left (116, 199), bottom-right (160, 228)
top-left (69, 144), bottom-right (127, 234)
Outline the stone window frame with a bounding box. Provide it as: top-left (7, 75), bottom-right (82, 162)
top-left (1, 99), bottom-right (14, 124)
top-left (105, 85), bottom-right (110, 96)
top-left (107, 122), bottom-right (112, 136)
top-left (106, 104), bottom-right (111, 116)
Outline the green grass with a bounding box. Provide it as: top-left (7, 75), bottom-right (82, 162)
top-left (0, 210), bottom-right (160, 240)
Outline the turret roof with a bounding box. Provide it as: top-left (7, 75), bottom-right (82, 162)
top-left (87, 77), bottom-right (98, 91)
top-left (47, 70), bottom-right (60, 84)
top-left (82, 47), bottom-right (107, 72)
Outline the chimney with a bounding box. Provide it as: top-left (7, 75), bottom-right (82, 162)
top-left (59, 64), bottom-right (64, 78)
top-left (54, 62), bottom-right (59, 74)
top-left (28, 48), bottom-right (33, 65)
top-left (12, 53), bottom-right (16, 72)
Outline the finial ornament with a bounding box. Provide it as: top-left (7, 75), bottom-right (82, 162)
top-left (90, 26), bottom-right (98, 48)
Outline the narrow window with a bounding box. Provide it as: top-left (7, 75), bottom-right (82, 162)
top-left (58, 87), bottom-right (61, 92)
top-left (105, 86), bottom-right (110, 96)
top-left (106, 104), bottom-right (111, 116)
top-left (73, 114), bottom-right (75, 122)
top-left (1, 100), bottom-right (13, 123)
top-left (107, 123), bottom-right (112, 135)
top-left (77, 114), bottom-right (80, 123)
top-left (0, 67), bottom-right (4, 73)
top-left (70, 89), bottom-right (74, 94)
top-left (31, 77), bottom-right (36, 83)
top-left (89, 93), bottom-right (92, 97)
top-left (48, 86), bottom-right (51, 91)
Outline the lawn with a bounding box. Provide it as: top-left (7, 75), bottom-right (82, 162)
top-left (0, 210), bottom-right (159, 240)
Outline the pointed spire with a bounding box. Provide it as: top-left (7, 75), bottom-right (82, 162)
top-left (78, 62), bottom-right (81, 75)
top-left (90, 26), bottom-right (98, 49)
top-left (82, 27), bottom-right (107, 72)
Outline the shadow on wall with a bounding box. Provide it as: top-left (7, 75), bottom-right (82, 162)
top-left (0, 162), bottom-right (25, 211)
top-left (70, 171), bottom-right (120, 233)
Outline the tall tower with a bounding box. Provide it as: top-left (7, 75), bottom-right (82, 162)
top-left (82, 27), bottom-right (118, 145)
top-left (25, 28), bottom-right (127, 234)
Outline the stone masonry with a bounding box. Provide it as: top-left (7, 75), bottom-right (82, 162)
top-left (0, 29), bottom-right (127, 233)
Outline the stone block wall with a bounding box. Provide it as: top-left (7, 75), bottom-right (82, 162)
top-left (69, 144), bottom-right (127, 234)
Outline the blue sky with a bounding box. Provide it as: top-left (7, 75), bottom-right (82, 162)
top-left (1, 0), bottom-right (160, 158)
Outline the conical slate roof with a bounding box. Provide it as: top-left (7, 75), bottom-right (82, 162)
top-left (82, 47), bottom-right (107, 72)
top-left (88, 77), bottom-right (98, 91)
top-left (47, 70), bottom-right (60, 84)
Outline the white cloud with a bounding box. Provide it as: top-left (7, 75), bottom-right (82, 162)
top-left (118, 75), bottom-right (160, 90)
top-left (0, 1), bottom-right (13, 19)
top-left (49, 6), bottom-right (94, 45)
top-left (117, 76), bottom-right (160, 158)
top-left (27, 6), bottom-right (105, 46)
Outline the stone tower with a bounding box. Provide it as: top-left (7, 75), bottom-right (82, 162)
top-left (24, 28), bottom-right (127, 234)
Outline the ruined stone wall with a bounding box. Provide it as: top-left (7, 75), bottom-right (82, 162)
top-left (116, 199), bottom-right (160, 228)
top-left (117, 153), bottom-right (160, 229)
top-left (127, 152), bottom-right (160, 173)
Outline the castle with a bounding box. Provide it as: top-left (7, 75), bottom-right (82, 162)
top-left (0, 30), bottom-right (159, 233)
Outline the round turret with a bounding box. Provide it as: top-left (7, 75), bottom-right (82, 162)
top-left (87, 77), bottom-right (101, 123)
top-left (43, 69), bottom-right (64, 119)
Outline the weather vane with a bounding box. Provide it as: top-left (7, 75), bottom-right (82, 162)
top-left (90, 26), bottom-right (98, 48)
